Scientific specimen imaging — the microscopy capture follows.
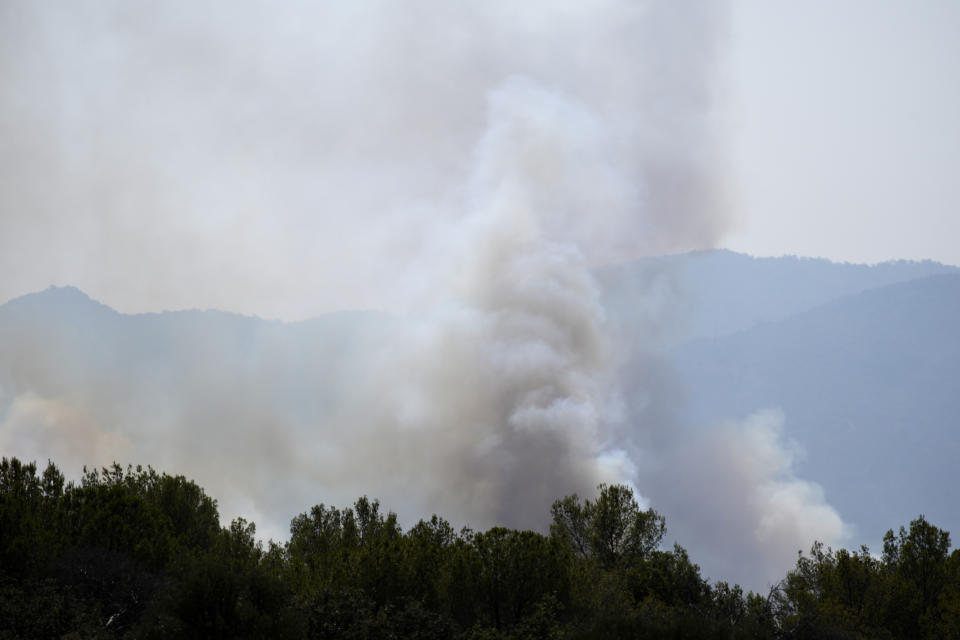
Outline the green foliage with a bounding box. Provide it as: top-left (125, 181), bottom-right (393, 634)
top-left (0, 458), bottom-right (55, 578)
top-left (287, 496), bottom-right (405, 607)
top-left (137, 549), bottom-right (302, 639)
top-left (773, 515), bottom-right (959, 639)
top-left (1, 455), bottom-right (957, 639)
top-left (404, 514), bottom-right (457, 609)
top-left (550, 483), bottom-right (665, 570)
top-left (471, 527), bottom-right (568, 629)
top-left (629, 543), bottom-right (710, 609)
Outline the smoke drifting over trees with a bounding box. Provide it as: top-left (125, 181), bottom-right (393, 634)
top-left (0, 0), bottom-right (857, 588)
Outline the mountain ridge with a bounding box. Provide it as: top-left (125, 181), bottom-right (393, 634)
top-left (669, 271), bottom-right (960, 547)
top-left (6, 249), bottom-right (958, 331)
top-left (2, 251), bottom-right (957, 587)
top-left (598, 249), bottom-right (960, 345)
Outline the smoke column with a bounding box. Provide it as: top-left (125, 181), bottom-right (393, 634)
top-left (311, 77), bottom-right (643, 529)
top-left (0, 0), bottom-right (849, 588)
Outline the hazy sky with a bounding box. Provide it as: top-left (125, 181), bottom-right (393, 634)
top-left (1, 1), bottom-right (957, 318)
top-left (723, 0), bottom-right (960, 267)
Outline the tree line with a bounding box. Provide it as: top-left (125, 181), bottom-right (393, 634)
top-left (1, 456), bottom-right (958, 638)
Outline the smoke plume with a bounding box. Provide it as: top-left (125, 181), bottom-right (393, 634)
top-left (0, 0), bottom-right (848, 588)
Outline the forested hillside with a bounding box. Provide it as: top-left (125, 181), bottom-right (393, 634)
top-left (2, 456), bottom-right (959, 639)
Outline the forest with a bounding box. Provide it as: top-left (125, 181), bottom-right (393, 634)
top-left (1, 456), bottom-right (959, 639)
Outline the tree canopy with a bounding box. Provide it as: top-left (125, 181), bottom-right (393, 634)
top-left (1, 456), bottom-right (957, 639)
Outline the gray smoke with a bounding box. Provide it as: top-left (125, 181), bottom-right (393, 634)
top-left (0, 0), bottom-right (728, 317)
top-left (0, 0), bottom-right (847, 588)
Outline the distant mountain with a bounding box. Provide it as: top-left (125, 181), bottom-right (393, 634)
top-left (598, 249), bottom-right (959, 345)
top-left (0, 286), bottom-right (396, 423)
top-left (669, 273), bottom-right (960, 545)
top-left (2, 251), bottom-right (958, 584)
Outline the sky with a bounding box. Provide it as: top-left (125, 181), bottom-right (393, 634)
top-left (0, 0), bottom-right (957, 590)
top-left (1, 0), bottom-right (958, 319)
top-left (723, 1), bottom-right (960, 267)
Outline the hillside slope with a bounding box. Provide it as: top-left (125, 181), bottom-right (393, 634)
top-left (599, 249), bottom-right (959, 344)
top-left (670, 273), bottom-right (960, 543)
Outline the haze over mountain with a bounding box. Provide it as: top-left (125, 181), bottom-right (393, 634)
top-left (2, 250), bottom-right (956, 590)
top-left (669, 271), bottom-right (960, 553)
top-left (601, 251), bottom-right (960, 583)
top-left (599, 248), bottom-right (959, 345)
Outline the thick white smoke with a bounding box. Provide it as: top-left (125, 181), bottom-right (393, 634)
top-left (304, 77), bottom-right (636, 529)
top-left (0, 0), bottom-right (849, 587)
top-left (633, 409), bottom-right (849, 588)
